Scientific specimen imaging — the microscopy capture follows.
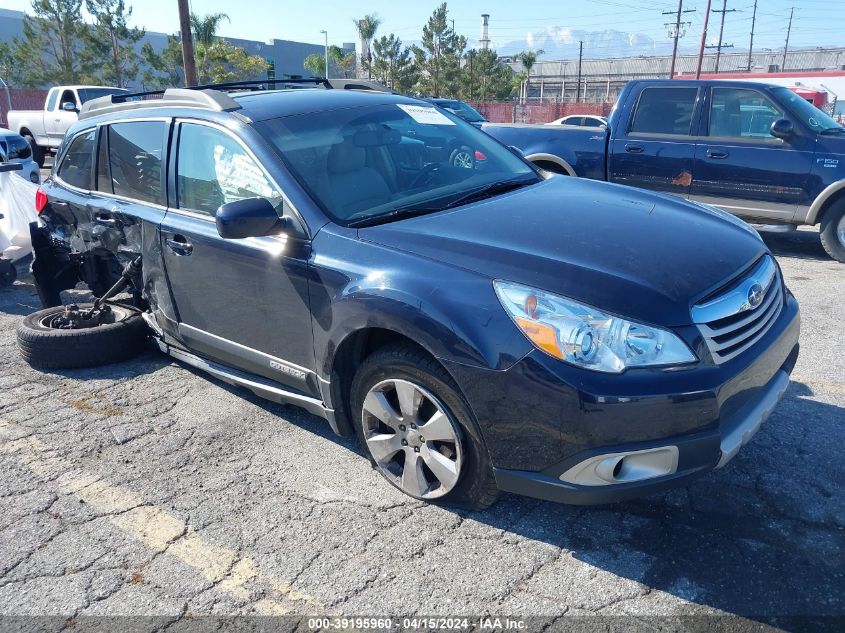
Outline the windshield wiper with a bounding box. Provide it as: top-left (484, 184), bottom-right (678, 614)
top-left (438, 176), bottom-right (539, 211)
top-left (348, 206), bottom-right (442, 228)
top-left (348, 176), bottom-right (540, 229)
top-left (820, 126), bottom-right (845, 134)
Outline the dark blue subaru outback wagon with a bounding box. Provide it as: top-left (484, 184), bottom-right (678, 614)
top-left (21, 82), bottom-right (800, 509)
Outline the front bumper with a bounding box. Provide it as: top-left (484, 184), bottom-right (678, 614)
top-left (442, 291), bottom-right (800, 505)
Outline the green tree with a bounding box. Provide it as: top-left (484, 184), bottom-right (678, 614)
top-left (411, 3), bottom-right (466, 98)
top-left (354, 13), bottom-right (381, 79)
top-left (515, 48), bottom-right (544, 102)
top-left (371, 34), bottom-right (415, 93)
top-left (469, 48), bottom-right (514, 101)
top-left (11, 0), bottom-right (89, 87)
top-left (0, 42), bottom-right (20, 85)
top-left (141, 12), bottom-right (267, 88)
top-left (82, 0), bottom-right (145, 87)
top-left (303, 53), bottom-right (325, 77)
top-left (329, 45), bottom-right (356, 78)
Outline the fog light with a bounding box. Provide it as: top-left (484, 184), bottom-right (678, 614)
top-left (560, 446), bottom-right (679, 486)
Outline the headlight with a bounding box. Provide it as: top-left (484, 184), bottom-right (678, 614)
top-left (494, 280), bottom-right (696, 373)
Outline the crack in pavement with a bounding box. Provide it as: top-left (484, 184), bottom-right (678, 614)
top-left (0, 417), bottom-right (325, 617)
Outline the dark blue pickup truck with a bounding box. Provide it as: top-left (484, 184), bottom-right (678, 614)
top-left (483, 79), bottom-right (845, 262)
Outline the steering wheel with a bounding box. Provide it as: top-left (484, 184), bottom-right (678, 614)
top-left (409, 163), bottom-right (441, 189)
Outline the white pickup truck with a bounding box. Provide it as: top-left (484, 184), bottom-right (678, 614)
top-left (7, 85), bottom-right (128, 166)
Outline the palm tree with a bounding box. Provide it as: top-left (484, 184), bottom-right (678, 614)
top-left (516, 48), bottom-right (544, 103)
top-left (354, 13), bottom-right (381, 78)
top-left (191, 12), bottom-right (229, 47)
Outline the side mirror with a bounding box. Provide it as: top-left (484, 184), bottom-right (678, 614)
top-left (770, 119), bottom-right (793, 139)
top-left (62, 101), bottom-right (78, 112)
top-left (215, 197), bottom-right (289, 239)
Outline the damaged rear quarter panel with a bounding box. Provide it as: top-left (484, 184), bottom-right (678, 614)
top-left (39, 175), bottom-right (173, 320)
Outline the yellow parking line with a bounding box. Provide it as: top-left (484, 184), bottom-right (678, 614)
top-left (0, 418), bottom-right (323, 613)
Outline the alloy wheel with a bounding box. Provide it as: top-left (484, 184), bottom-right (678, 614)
top-left (453, 151), bottom-right (474, 169)
top-left (361, 378), bottom-right (464, 499)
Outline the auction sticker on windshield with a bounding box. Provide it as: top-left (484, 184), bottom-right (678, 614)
top-left (397, 104), bottom-right (456, 125)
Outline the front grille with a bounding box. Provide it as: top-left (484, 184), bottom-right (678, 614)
top-left (692, 256), bottom-right (783, 364)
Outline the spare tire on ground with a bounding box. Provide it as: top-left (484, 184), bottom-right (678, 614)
top-left (17, 303), bottom-right (148, 370)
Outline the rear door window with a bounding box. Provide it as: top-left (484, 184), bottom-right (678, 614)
top-left (107, 121), bottom-right (166, 205)
top-left (630, 87), bottom-right (699, 135)
top-left (57, 130), bottom-right (95, 190)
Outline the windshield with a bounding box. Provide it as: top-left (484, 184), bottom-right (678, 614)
top-left (255, 102), bottom-right (537, 226)
top-left (77, 88), bottom-right (129, 104)
top-left (773, 87), bottom-right (842, 132)
top-left (435, 100), bottom-right (486, 123)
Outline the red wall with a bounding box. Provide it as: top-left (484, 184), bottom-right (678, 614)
top-left (471, 101), bottom-right (614, 124)
top-left (0, 89), bottom-right (49, 129)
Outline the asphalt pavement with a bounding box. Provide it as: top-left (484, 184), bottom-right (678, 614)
top-left (0, 227), bottom-right (842, 631)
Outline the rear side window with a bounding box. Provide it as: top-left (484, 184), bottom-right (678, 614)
top-left (630, 87), bottom-right (698, 135)
top-left (108, 121), bottom-right (165, 205)
top-left (6, 135), bottom-right (31, 160)
top-left (46, 90), bottom-right (58, 112)
top-left (57, 130), bottom-right (95, 190)
top-left (176, 123), bottom-right (281, 216)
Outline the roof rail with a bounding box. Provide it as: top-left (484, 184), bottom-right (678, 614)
top-left (79, 88), bottom-right (242, 120)
top-left (78, 76), bottom-right (333, 120)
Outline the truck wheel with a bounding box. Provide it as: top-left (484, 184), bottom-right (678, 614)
top-left (820, 203), bottom-right (845, 264)
top-left (350, 343), bottom-right (500, 510)
top-left (17, 303), bottom-right (148, 370)
top-left (0, 259), bottom-right (17, 288)
top-left (23, 134), bottom-right (45, 168)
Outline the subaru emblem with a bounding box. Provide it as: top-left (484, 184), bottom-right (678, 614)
top-left (747, 283), bottom-right (764, 309)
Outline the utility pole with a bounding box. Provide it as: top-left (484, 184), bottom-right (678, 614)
top-left (782, 7), bottom-right (794, 71)
top-left (709, 0), bottom-right (736, 74)
top-left (176, 0), bottom-right (197, 86)
top-left (695, 0), bottom-right (713, 79)
top-left (576, 41), bottom-right (583, 103)
top-left (746, 0), bottom-right (758, 72)
top-left (664, 0), bottom-right (695, 79)
top-left (320, 30), bottom-right (329, 78)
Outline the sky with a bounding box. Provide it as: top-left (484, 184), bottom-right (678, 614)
top-left (1, 0), bottom-right (842, 57)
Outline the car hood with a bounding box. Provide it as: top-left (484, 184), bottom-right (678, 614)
top-left (358, 177), bottom-right (768, 326)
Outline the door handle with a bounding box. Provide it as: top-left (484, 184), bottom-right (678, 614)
top-left (94, 213), bottom-right (116, 225)
top-left (165, 235), bottom-right (193, 256)
top-left (624, 144), bottom-right (644, 154)
top-left (706, 149), bottom-right (729, 159)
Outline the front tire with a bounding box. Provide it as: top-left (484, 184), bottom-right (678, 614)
top-left (23, 134), bottom-right (45, 168)
top-left (351, 344), bottom-right (499, 510)
top-left (17, 303), bottom-right (148, 370)
top-left (820, 202), bottom-right (845, 263)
